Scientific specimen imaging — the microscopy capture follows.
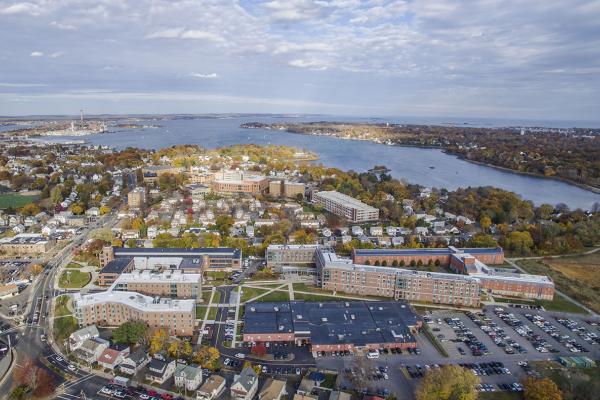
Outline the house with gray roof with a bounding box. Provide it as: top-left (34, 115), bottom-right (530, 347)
top-left (231, 367), bottom-right (258, 400)
top-left (173, 363), bottom-right (203, 391)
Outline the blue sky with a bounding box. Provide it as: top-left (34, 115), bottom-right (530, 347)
top-left (0, 0), bottom-right (599, 120)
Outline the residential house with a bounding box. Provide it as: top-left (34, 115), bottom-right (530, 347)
top-left (258, 378), bottom-right (287, 400)
top-left (231, 367), bottom-right (259, 400)
top-left (69, 325), bottom-right (100, 351)
top-left (74, 338), bottom-right (109, 364)
top-left (98, 346), bottom-right (129, 370)
top-left (196, 375), bottom-right (226, 400)
top-left (146, 357), bottom-right (176, 384)
top-left (118, 348), bottom-right (150, 376)
top-left (173, 364), bottom-right (203, 391)
top-left (369, 226), bottom-right (383, 236)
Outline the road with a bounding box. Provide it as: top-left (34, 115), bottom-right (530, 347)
top-left (0, 212), bottom-right (118, 399)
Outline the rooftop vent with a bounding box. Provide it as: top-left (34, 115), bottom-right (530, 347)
top-left (322, 317), bottom-right (328, 322)
top-left (296, 315), bottom-right (303, 319)
top-left (250, 307), bottom-right (256, 312)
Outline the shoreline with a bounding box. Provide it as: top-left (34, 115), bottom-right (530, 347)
top-left (258, 127), bottom-right (600, 196)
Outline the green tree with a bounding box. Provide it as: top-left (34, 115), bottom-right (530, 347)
top-left (504, 230), bottom-right (534, 255)
top-left (112, 321), bottom-right (148, 345)
top-left (50, 185), bottom-right (63, 205)
top-left (468, 233), bottom-right (498, 248)
top-left (415, 365), bottom-right (479, 400)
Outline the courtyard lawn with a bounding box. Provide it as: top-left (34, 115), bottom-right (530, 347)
top-left (66, 262), bottom-right (84, 269)
top-left (0, 193), bottom-right (39, 209)
top-left (240, 286), bottom-right (269, 302)
top-left (518, 254), bottom-right (600, 314)
top-left (58, 269), bottom-right (91, 289)
top-left (258, 290), bottom-right (290, 302)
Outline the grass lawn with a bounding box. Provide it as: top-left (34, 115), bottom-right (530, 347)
top-left (259, 290), bottom-right (290, 302)
top-left (294, 292), bottom-right (339, 302)
top-left (201, 290), bottom-right (213, 303)
top-left (207, 307), bottom-right (218, 320)
top-left (535, 294), bottom-right (588, 314)
top-left (0, 193), bottom-right (39, 209)
top-left (53, 295), bottom-right (78, 343)
top-left (240, 287), bottom-right (269, 302)
top-left (205, 271), bottom-right (229, 286)
top-left (518, 256), bottom-right (600, 314)
top-left (66, 262), bottom-right (84, 269)
top-left (196, 306), bottom-right (207, 319)
top-left (58, 270), bottom-right (91, 288)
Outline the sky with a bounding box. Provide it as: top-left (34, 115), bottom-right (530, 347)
top-left (0, 0), bottom-right (599, 121)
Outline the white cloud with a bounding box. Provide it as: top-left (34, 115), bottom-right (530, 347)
top-left (0, 2), bottom-right (41, 16)
top-left (288, 59), bottom-right (328, 70)
top-left (145, 27), bottom-right (185, 39)
top-left (50, 21), bottom-right (77, 30)
top-left (49, 51), bottom-right (65, 58)
top-left (189, 72), bottom-right (218, 79)
top-left (30, 51), bottom-right (44, 57)
top-left (0, 82), bottom-right (46, 88)
top-left (145, 28), bottom-right (223, 42)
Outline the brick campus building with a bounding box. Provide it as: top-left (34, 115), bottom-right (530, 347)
top-left (267, 245), bottom-right (555, 306)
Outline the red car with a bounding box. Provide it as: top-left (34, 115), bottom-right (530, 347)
top-left (161, 394), bottom-right (173, 400)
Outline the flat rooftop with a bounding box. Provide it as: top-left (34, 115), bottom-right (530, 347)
top-left (99, 258), bottom-right (133, 274)
top-left (0, 233), bottom-right (48, 245)
top-left (111, 269), bottom-right (202, 285)
top-left (74, 291), bottom-right (195, 313)
top-left (244, 300), bottom-right (421, 347)
top-left (113, 247), bottom-right (241, 258)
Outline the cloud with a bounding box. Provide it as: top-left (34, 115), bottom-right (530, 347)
top-left (145, 27), bottom-right (184, 39)
top-left (288, 59), bottom-right (328, 70)
top-left (0, 2), bottom-right (41, 16)
top-left (190, 73), bottom-right (218, 79)
top-left (50, 21), bottom-right (77, 30)
top-left (0, 82), bottom-right (47, 88)
top-left (30, 51), bottom-right (44, 57)
top-left (146, 28), bottom-right (223, 42)
top-left (49, 51), bottom-right (65, 58)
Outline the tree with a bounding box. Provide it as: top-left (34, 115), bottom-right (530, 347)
top-left (33, 369), bottom-right (55, 397)
top-left (71, 204), bottom-right (84, 215)
top-left (50, 185), bottom-right (63, 205)
top-left (468, 233), bottom-right (498, 248)
top-left (150, 329), bottom-right (169, 354)
top-left (125, 238), bottom-right (137, 248)
top-left (112, 237), bottom-right (123, 247)
top-left (523, 377), bottom-right (563, 400)
top-left (479, 216), bottom-right (492, 232)
top-left (113, 321), bottom-right (147, 345)
top-left (504, 231), bottom-right (534, 255)
top-left (99, 205), bottom-right (111, 215)
top-left (194, 346), bottom-right (221, 369)
top-left (415, 365), bottom-right (479, 400)
top-left (20, 203), bottom-right (40, 216)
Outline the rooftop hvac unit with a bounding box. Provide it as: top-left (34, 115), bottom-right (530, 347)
top-left (278, 325), bottom-right (284, 331)
top-left (250, 307), bottom-right (256, 312)
top-left (322, 317), bottom-right (328, 322)
top-left (274, 307), bottom-right (279, 312)
top-left (296, 314), bottom-right (303, 319)
top-left (378, 307), bottom-right (383, 311)
top-left (350, 314), bottom-right (355, 320)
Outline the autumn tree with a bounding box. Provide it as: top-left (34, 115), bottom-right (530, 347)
top-left (149, 329), bottom-right (169, 354)
top-left (523, 377), bottom-right (562, 400)
top-left (415, 365), bottom-right (479, 400)
top-left (20, 203), bottom-right (40, 216)
top-left (479, 216), bottom-right (492, 233)
top-left (193, 346), bottom-right (220, 369)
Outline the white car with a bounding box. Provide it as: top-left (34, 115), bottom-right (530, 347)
top-left (235, 353), bottom-right (246, 359)
top-left (56, 356), bottom-right (63, 362)
top-left (224, 358), bottom-right (231, 366)
top-left (67, 364), bottom-right (77, 371)
top-left (100, 387), bottom-right (114, 395)
top-left (139, 394), bottom-right (149, 400)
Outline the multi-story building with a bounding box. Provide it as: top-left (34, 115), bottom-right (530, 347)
top-left (73, 291), bottom-right (196, 336)
top-left (99, 246), bottom-right (242, 271)
top-left (269, 180), bottom-right (305, 199)
top-left (127, 187), bottom-right (146, 209)
top-left (352, 247), bottom-right (505, 266)
top-left (111, 270), bottom-right (202, 302)
top-left (312, 191), bottom-right (379, 222)
top-left (266, 245), bottom-right (319, 269)
top-left (141, 165), bottom-right (185, 183)
top-left (0, 233), bottom-right (54, 256)
top-left (212, 170), bottom-right (268, 195)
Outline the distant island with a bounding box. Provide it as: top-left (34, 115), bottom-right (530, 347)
top-left (0, 118), bottom-right (160, 137)
top-left (242, 121), bottom-right (600, 192)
